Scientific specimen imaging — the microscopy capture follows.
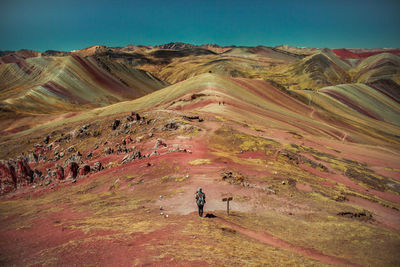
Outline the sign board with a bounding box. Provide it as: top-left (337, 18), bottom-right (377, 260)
top-left (222, 197), bottom-right (233, 215)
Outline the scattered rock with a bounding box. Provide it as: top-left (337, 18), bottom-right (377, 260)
top-left (221, 171), bottom-right (244, 184)
top-left (279, 150), bottom-right (328, 172)
top-left (86, 152), bottom-right (92, 159)
top-left (183, 115), bottom-right (204, 122)
top-left (162, 120), bottom-right (181, 131)
top-left (337, 211), bottom-right (373, 221)
top-left (56, 133), bottom-right (71, 143)
top-left (64, 153), bottom-right (82, 165)
top-left (43, 136), bottom-right (50, 144)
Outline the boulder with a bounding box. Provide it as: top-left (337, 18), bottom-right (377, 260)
top-left (65, 162), bottom-right (79, 179)
top-left (79, 164), bottom-right (91, 176)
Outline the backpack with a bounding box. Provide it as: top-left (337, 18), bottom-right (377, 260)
top-left (197, 192), bottom-right (205, 205)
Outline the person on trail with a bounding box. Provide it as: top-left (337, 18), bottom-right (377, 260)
top-left (195, 187), bottom-right (206, 217)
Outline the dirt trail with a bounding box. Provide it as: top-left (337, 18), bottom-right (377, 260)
top-left (214, 217), bottom-right (362, 267)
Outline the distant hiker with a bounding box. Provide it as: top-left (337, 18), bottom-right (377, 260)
top-left (195, 187), bottom-right (206, 217)
top-left (222, 101), bottom-right (225, 105)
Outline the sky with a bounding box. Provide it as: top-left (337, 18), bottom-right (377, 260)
top-left (1, 0), bottom-right (399, 51)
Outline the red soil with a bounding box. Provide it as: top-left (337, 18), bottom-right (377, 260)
top-left (295, 182), bottom-right (313, 192)
top-left (42, 81), bottom-right (90, 104)
top-left (333, 48), bottom-right (400, 59)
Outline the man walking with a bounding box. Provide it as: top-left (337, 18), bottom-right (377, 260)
top-left (195, 187), bottom-right (206, 217)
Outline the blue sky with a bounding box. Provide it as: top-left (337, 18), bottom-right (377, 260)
top-left (1, 0), bottom-right (399, 51)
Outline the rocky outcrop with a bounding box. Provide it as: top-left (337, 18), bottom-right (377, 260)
top-left (0, 160), bottom-right (17, 190)
top-left (122, 151), bottom-right (142, 164)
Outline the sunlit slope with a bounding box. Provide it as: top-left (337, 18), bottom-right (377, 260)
top-left (140, 46), bottom-right (299, 84)
top-left (352, 53), bottom-right (400, 84)
top-left (319, 84), bottom-right (400, 125)
top-left (274, 49), bottom-right (351, 90)
top-left (268, 49), bottom-right (400, 92)
top-left (8, 73), bottom-right (400, 146)
top-left (0, 54), bottom-right (167, 114)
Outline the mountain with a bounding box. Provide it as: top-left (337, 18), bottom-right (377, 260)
top-left (0, 53), bottom-right (168, 115)
top-left (0, 44), bottom-right (400, 266)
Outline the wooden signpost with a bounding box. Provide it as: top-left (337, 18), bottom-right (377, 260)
top-left (222, 197), bottom-right (233, 216)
